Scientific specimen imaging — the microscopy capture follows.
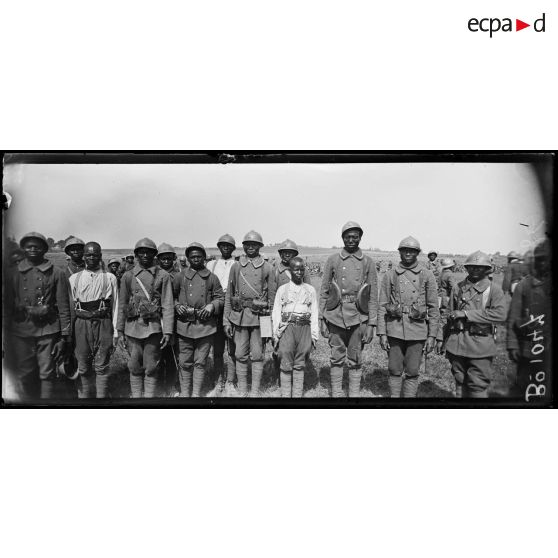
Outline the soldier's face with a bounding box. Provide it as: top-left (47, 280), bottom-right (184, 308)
top-left (108, 263), bottom-right (120, 274)
top-left (218, 243), bottom-right (234, 259)
top-left (465, 265), bottom-right (488, 282)
top-left (126, 256), bottom-right (134, 264)
top-left (188, 249), bottom-right (205, 270)
top-left (279, 250), bottom-right (297, 265)
top-left (84, 247), bottom-right (102, 270)
top-left (399, 248), bottom-right (419, 266)
top-left (342, 230), bottom-right (361, 251)
top-left (22, 239), bottom-right (47, 263)
top-left (243, 242), bottom-right (260, 257)
top-left (179, 259), bottom-right (187, 267)
top-left (158, 253), bottom-right (175, 270)
top-left (136, 248), bottom-right (156, 267)
top-left (428, 253), bottom-right (437, 261)
top-left (290, 261), bottom-right (305, 283)
top-left (67, 245), bottom-right (84, 262)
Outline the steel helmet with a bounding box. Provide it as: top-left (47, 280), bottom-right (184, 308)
top-left (278, 239), bottom-right (299, 255)
top-left (440, 257), bottom-right (455, 270)
top-left (64, 236), bottom-right (85, 253)
top-left (507, 250), bottom-right (521, 260)
top-left (19, 231), bottom-right (49, 251)
top-left (217, 233), bottom-right (236, 248)
top-left (157, 242), bottom-right (176, 256)
top-left (134, 237), bottom-right (158, 253)
top-left (242, 230), bottom-right (264, 246)
top-left (463, 251), bottom-right (492, 268)
top-left (108, 258), bottom-right (121, 266)
top-left (398, 236), bottom-right (421, 252)
top-left (341, 221), bottom-right (363, 237)
top-left (185, 242), bottom-right (207, 257)
top-left (427, 250), bottom-right (438, 257)
top-left (534, 239), bottom-right (550, 259)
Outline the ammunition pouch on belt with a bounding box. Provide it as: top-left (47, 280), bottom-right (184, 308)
top-left (408, 304), bottom-right (427, 321)
top-left (231, 296), bottom-right (243, 312)
top-left (25, 304), bottom-right (58, 326)
top-left (231, 295), bottom-right (268, 315)
top-left (468, 322), bottom-right (494, 337)
top-left (177, 306), bottom-right (197, 323)
top-left (75, 299), bottom-right (112, 320)
top-left (251, 298), bottom-right (269, 315)
top-left (138, 300), bottom-right (161, 321)
top-left (355, 283), bottom-right (371, 313)
top-left (385, 302), bottom-right (403, 319)
top-left (281, 312), bottom-right (311, 325)
top-left (325, 280), bottom-right (342, 311)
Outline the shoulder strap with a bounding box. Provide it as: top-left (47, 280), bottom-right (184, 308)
top-left (73, 270), bottom-right (85, 301)
top-left (239, 268), bottom-right (262, 297)
top-left (135, 274), bottom-right (151, 301)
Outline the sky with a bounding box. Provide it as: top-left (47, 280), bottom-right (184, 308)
top-left (2, 162), bottom-right (548, 255)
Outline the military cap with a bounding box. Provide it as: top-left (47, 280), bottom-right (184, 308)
top-left (108, 258), bottom-right (121, 266)
top-left (507, 250), bottom-right (521, 260)
top-left (217, 234), bottom-right (236, 248)
top-left (278, 239), bottom-right (299, 255)
top-left (242, 230), bottom-right (264, 246)
top-left (440, 257), bottom-right (455, 270)
top-left (64, 236), bottom-right (85, 253)
top-left (463, 251), bottom-right (492, 268)
top-left (157, 242), bottom-right (176, 256)
top-left (341, 221), bottom-right (363, 237)
top-left (134, 238), bottom-right (157, 253)
top-left (19, 231), bottom-right (49, 251)
top-left (398, 236), bottom-right (421, 251)
top-left (427, 250), bottom-right (438, 257)
top-left (185, 242), bottom-right (207, 257)
top-left (126, 253), bottom-right (134, 259)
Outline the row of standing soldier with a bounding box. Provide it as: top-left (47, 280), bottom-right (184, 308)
top-left (3, 224), bottom-right (550, 400)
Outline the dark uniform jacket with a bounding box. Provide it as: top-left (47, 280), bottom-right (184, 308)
top-left (270, 261), bottom-right (311, 293)
top-left (172, 267), bottom-right (225, 339)
top-left (65, 260), bottom-right (86, 279)
top-left (6, 258), bottom-right (71, 338)
top-left (502, 261), bottom-right (528, 295)
top-left (444, 277), bottom-right (507, 358)
top-left (438, 269), bottom-right (457, 315)
top-left (425, 260), bottom-right (441, 279)
top-left (506, 274), bottom-right (551, 360)
top-left (224, 255), bottom-right (275, 328)
top-left (377, 262), bottom-right (440, 341)
top-left (117, 264), bottom-right (174, 338)
top-left (319, 248), bottom-right (378, 329)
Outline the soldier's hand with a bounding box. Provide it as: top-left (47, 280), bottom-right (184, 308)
top-left (450, 310), bottom-right (466, 320)
top-left (424, 336), bottom-right (436, 354)
top-left (160, 334), bottom-right (171, 350)
top-left (320, 320), bottom-right (330, 339)
top-left (436, 340), bottom-right (445, 355)
top-left (51, 338), bottom-right (67, 361)
top-left (175, 304), bottom-right (187, 317)
top-left (379, 335), bottom-right (390, 352)
top-left (198, 304), bottom-right (214, 320)
top-left (508, 349), bottom-right (519, 363)
top-left (224, 325), bottom-right (234, 339)
top-left (362, 325), bottom-right (375, 345)
top-left (117, 332), bottom-right (128, 352)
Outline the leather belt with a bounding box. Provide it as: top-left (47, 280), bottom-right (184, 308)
top-left (281, 312), bottom-right (311, 325)
top-left (341, 294), bottom-right (357, 303)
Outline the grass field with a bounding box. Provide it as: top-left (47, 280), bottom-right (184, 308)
top-left (45, 248), bottom-right (513, 399)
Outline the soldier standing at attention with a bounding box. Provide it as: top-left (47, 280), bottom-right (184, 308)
top-left (178, 255), bottom-right (188, 269)
top-left (502, 251), bottom-right (527, 296)
top-left (157, 243), bottom-right (180, 279)
top-left (173, 243), bottom-right (224, 397)
top-left (69, 242), bottom-right (119, 398)
top-left (224, 230), bottom-right (275, 397)
top-left (64, 237), bottom-right (86, 278)
top-left (272, 257), bottom-right (319, 397)
top-left (5, 232), bottom-right (71, 399)
top-left (425, 250), bottom-right (441, 281)
top-left (377, 237), bottom-right (440, 398)
top-left (319, 222), bottom-right (378, 397)
top-left (440, 251), bottom-right (507, 398)
top-left (121, 253), bottom-right (136, 274)
top-left (206, 234), bottom-right (237, 393)
top-left (506, 239), bottom-right (551, 398)
top-left (117, 238), bottom-right (174, 398)
top-left (108, 258), bottom-right (122, 287)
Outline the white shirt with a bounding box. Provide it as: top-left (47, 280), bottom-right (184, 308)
top-left (206, 257), bottom-right (235, 293)
top-left (69, 268), bottom-right (119, 334)
top-left (272, 280), bottom-right (319, 341)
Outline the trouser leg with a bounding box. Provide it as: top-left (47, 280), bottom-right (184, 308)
top-left (387, 337), bottom-right (404, 398)
top-left (347, 324), bottom-right (364, 397)
top-left (11, 335), bottom-right (40, 399)
top-left (212, 322), bottom-right (226, 387)
top-left (448, 352), bottom-right (465, 398)
top-left (466, 357), bottom-right (493, 398)
top-left (143, 333), bottom-right (162, 398)
top-left (36, 334), bottom-right (59, 399)
top-left (401, 341), bottom-right (424, 398)
top-left (328, 324), bottom-right (348, 397)
top-left (280, 371), bottom-right (292, 397)
top-left (249, 328), bottom-right (264, 397)
top-left (292, 369), bottom-right (304, 398)
top-left (292, 324), bottom-right (311, 398)
top-left (74, 318), bottom-right (95, 398)
top-left (127, 336), bottom-right (144, 398)
top-left (226, 336), bottom-right (237, 383)
top-left (93, 318), bottom-right (113, 398)
top-left (192, 335), bottom-right (213, 397)
top-left (178, 335), bottom-right (194, 397)
top-left (278, 325), bottom-right (295, 398)
top-left (234, 327), bottom-right (250, 396)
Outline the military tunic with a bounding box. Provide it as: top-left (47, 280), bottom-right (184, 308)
top-left (270, 261), bottom-right (310, 294)
top-left (502, 261), bottom-right (528, 295)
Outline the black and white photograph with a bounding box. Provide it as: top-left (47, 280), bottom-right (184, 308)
top-left (2, 152), bottom-right (553, 407)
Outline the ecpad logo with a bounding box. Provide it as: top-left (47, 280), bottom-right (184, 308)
top-left (468, 13), bottom-right (546, 37)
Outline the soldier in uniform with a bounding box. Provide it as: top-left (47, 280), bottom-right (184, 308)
top-left (206, 234), bottom-right (237, 393)
top-left (64, 237), bottom-right (86, 278)
top-left (440, 251), bottom-right (507, 398)
top-left (377, 237), bottom-right (440, 398)
top-left (319, 221), bottom-right (378, 397)
top-left (178, 255), bottom-right (188, 269)
top-left (5, 232), bottom-right (71, 399)
top-left (173, 243), bottom-right (224, 397)
top-left (438, 257), bottom-right (457, 316)
top-left (502, 250), bottom-right (527, 296)
top-left (223, 230), bottom-right (275, 397)
top-left (272, 257), bottom-right (319, 397)
top-left (121, 253), bottom-right (136, 274)
top-left (68, 242), bottom-right (119, 398)
top-left (506, 239), bottom-right (551, 398)
top-left (425, 250), bottom-right (441, 280)
top-left (8, 249), bottom-right (25, 269)
top-left (117, 238), bottom-right (174, 398)
top-left (157, 243), bottom-right (180, 279)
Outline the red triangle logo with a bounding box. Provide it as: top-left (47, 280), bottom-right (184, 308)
top-left (516, 19), bottom-right (530, 31)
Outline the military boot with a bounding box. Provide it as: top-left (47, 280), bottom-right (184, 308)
top-left (401, 375), bottom-right (419, 398)
top-left (388, 374), bottom-right (403, 398)
top-left (348, 368), bottom-right (362, 397)
top-left (250, 362), bottom-right (264, 397)
top-left (330, 366), bottom-right (344, 397)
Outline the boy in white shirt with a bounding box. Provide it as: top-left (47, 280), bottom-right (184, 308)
top-left (271, 257), bottom-right (318, 397)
